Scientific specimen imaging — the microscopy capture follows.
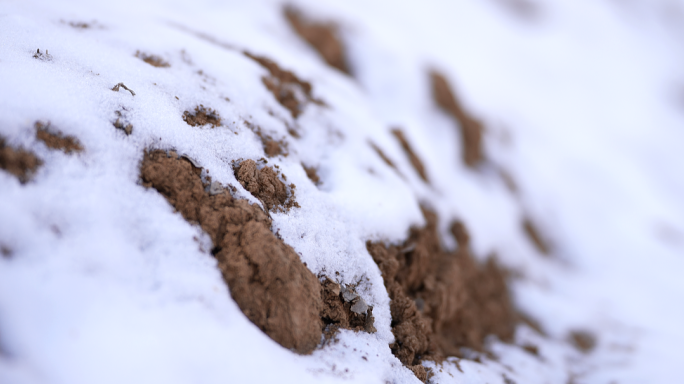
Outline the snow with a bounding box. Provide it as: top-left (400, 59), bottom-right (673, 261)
top-left (1, 0), bottom-right (684, 383)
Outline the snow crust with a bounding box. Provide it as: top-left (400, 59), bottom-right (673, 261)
top-left (1, 0), bottom-right (684, 383)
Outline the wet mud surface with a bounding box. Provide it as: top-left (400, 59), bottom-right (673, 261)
top-left (431, 71), bottom-right (484, 168)
top-left (367, 209), bottom-right (517, 380)
top-left (285, 8), bottom-right (350, 75)
top-left (140, 150), bottom-right (373, 354)
top-left (0, 136), bottom-right (43, 184)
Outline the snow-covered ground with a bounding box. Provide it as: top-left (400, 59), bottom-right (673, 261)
top-left (1, 0), bottom-right (684, 383)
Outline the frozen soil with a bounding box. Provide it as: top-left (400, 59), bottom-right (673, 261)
top-left (140, 150), bottom-right (374, 354)
top-left (285, 7), bottom-right (350, 75)
top-left (0, 136), bottom-right (42, 184)
top-left (244, 52), bottom-right (321, 118)
top-left (368, 209), bottom-right (517, 378)
top-left (183, 105), bottom-right (222, 127)
top-left (35, 121), bottom-right (83, 154)
top-left (430, 71), bottom-right (484, 168)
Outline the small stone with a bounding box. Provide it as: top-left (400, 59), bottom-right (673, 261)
top-left (208, 181), bottom-right (223, 195)
top-left (342, 286), bottom-right (358, 302)
top-left (350, 297), bottom-right (368, 314)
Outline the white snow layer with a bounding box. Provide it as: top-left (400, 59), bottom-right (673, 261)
top-left (1, 0), bottom-right (683, 383)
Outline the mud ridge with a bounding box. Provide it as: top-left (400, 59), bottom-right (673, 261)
top-left (285, 7), bottom-right (350, 75)
top-left (0, 136), bottom-right (43, 184)
top-left (391, 128), bottom-right (429, 183)
top-left (35, 121), bottom-right (83, 154)
top-left (244, 52), bottom-right (322, 118)
top-left (367, 208), bottom-right (517, 381)
top-left (140, 150), bottom-right (373, 354)
top-left (430, 71), bottom-right (484, 168)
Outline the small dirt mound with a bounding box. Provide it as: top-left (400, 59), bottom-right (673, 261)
top-left (367, 208), bottom-right (517, 380)
top-left (391, 128), bottom-right (428, 183)
top-left (244, 52), bottom-right (321, 118)
top-left (284, 8), bottom-right (350, 75)
top-left (183, 105), bottom-right (221, 127)
top-left (35, 121), bottom-right (83, 154)
top-left (140, 150), bottom-right (374, 354)
top-left (135, 51), bottom-right (170, 68)
top-left (430, 71), bottom-right (484, 168)
top-left (0, 136), bottom-right (43, 184)
top-left (234, 159), bottom-right (299, 212)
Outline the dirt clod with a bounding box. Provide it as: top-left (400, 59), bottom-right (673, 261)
top-left (430, 71), bottom-right (484, 168)
top-left (367, 208), bottom-right (517, 379)
top-left (0, 136), bottom-right (43, 184)
top-left (140, 150), bottom-right (373, 354)
top-left (35, 122), bottom-right (83, 154)
top-left (183, 105), bottom-right (221, 127)
top-left (569, 330), bottom-right (596, 353)
top-left (391, 128), bottom-right (429, 183)
top-left (244, 52), bottom-right (321, 118)
top-left (135, 51), bottom-right (170, 68)
top-left (234, 159), bottom-right (299, 212)
top-left (285, 8), bottom-right (350, 75)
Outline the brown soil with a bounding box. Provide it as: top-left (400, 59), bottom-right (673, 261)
top-left (367, 208), bottom-right (517, 380)
top-left (569, 330), bottom-right (596, 353)
top-left (303, 164), bottom-right (320, 185)
top-left (113, 110), bottom-right (133, 135)
top-left (244, 52), bottom-right (321, 119)
top-left (140, 150), bottom-right (374, 354)
top-left (391, 128), bottom-right (429, 183)
top-left (0, 136), bottom-right (43, 184)
top-left (135, 51), bottom-right (170, 68)
top-left (1, 245), bottom-right (11, 259)
top-left (35, 122), bottom-right (83, 154)
top-left (234, 159), bottom-right (299, 212)
top-left (284, 8), bottom-right (350, 75)
top-left (243, 121), bottom-right (287, 157)
top-left (183, 105), bottom-right (222, 128)
top-left (523, 218), bottom-right (550, 256)
top-left (430, 71), bottom-right (484, 168)
top-left (369, 141), bottom-right (397, 171)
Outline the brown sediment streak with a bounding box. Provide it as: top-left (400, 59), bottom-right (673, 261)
top-left (244, 52), bottom-right (322, 118)
top-left (0, 136), bottom-right (42, 184)
top-left (285, 7), bottom-right (351, 75)
top-left (35, 121), bottom-right (83, 154)
top-left (391, 128), bottom-right (429, 183)
top-left (430, 71), bottom-right (484, 168)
